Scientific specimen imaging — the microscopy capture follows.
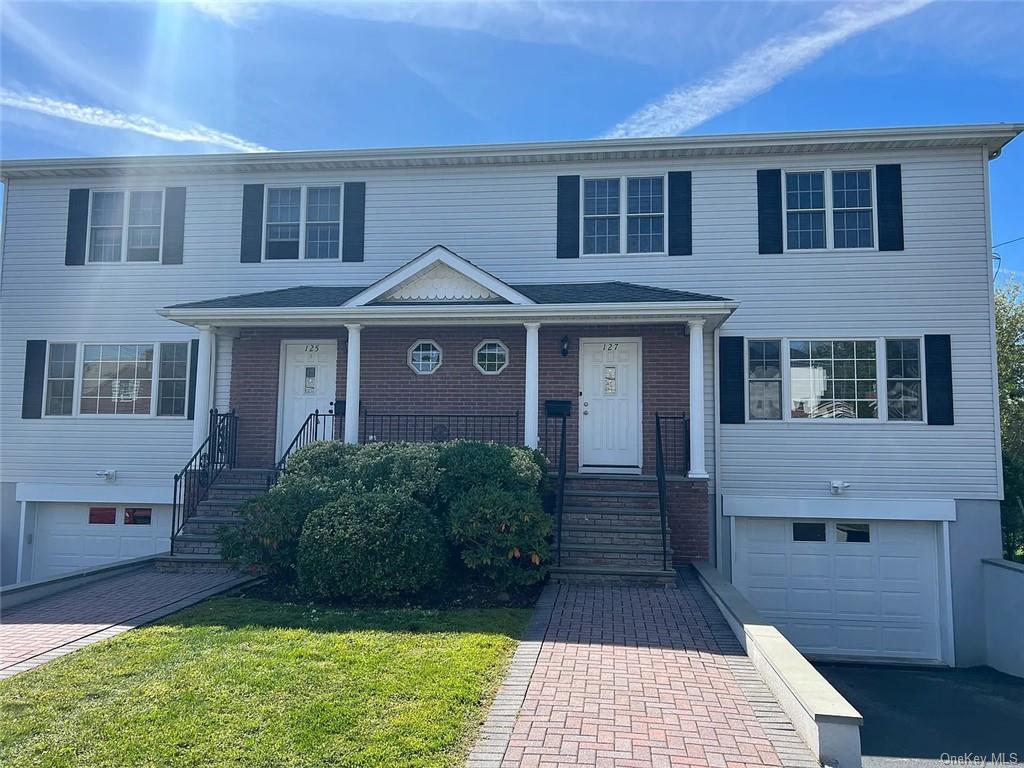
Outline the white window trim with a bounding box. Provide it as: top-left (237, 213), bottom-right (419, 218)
top-left (579, 173), bottom-right (668, 257)
top-left (742, 335), bottom-right (928, 425)
top-left (781, 167), bottom-right (878, 253)
top-left (407, 339), bottom-right (442, 375)
top-left (86, 504), bottom-right (155, 526)
top-left (42, 341), bottom-right (192, 419)
top-left (85, 189), bottom-right (166, 264)
top-left (473, 339), bottom-right (510, 375)
top-left (262, 184), bottom-right (344, 261)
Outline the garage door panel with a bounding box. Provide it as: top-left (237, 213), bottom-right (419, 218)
top-left (835, 589), bottom-right (878, 616)
top-left (734, 517), bottom-right (942, 662)
top-left (790, 553), bottom-right (830, 577)
top-left (746, 552), bottom-right (788, 577)
top-left (834, 554), bottom-right (876, 579)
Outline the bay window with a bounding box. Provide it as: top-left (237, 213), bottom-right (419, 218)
top-left (43, 341), bottom-right (192, 417)
top-left (746, 337), bottom-right (926, 422)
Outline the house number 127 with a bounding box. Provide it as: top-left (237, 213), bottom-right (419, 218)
top-left (603, 343), bottom-right (619, 351)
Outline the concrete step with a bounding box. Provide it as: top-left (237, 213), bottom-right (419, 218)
top-left (550, 564), bottom-right (676, 585)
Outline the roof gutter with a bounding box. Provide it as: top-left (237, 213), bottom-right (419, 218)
top-left (3, 124), bottom-right (1021, 180)
top-left (158, 299), bottom-right (740, 328)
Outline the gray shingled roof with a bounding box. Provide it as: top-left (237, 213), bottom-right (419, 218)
top-left (169, 282), bottom-right (730, 310)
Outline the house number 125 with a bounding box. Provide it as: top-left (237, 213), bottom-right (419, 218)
top-left (305, 344), bottom-right (320, 353)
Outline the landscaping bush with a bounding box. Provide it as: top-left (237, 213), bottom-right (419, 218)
top-left (447, 486), bottom-right (551, 589)
top-left (437, 441), bottom-right (545, 500)
top-left (218, 479), bottom-right (331, 584)
top-left (297, 490), bottom-right (447, 599)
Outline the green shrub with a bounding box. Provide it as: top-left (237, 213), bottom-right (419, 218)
top-left (437, 441), bottom-right (544, 501)
top-left (297, 491), bottom-right (447, 599)
top-left (284, 441), bottom-right (441, 505)
top-left (218, 479), bottom-right (331, 583)
top-left (447, 486), bottom-right (551, 589)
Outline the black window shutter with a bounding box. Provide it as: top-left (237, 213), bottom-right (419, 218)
top-left (65, 189), bottom-right (90, 266)
top-left (186, 339), bottom-right (200, 420)
top-left (924, 334), bottom-right (953, 425)
top-left (719, 336), bottom-right (745, 424)
top-left (876, 164), bottom-right (904, 251)
top-left (162, 187), bottom-right (186, 264)
top-left (667, 171), bottom-right (692, 256)
top-left (240, 184), bottom-right (264, 263)
top-left (342, 182), bottom-right (366, 262)
top-left (22, 340), bottom-right (47, 419)
top-left (556, 175), bottom-right (580, 259)
top-left (757, 170), bottom-right (783, 255)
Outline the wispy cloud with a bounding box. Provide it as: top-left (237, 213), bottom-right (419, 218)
top-left (604, 0), bottom-right (933, 139)
top-left (0, 88), bottom-right (274, 153)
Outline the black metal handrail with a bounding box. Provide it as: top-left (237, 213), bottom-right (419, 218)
top-left (552, 413), bottom-right (568, 566)
top-left (361, 412), bottom-right (520, 445)
top-left (171, 409), bottom-right (238, 545)
top-left (275, 409), bottom-right (344, 477)
top-left (654, 413), bottom-right (689, 571)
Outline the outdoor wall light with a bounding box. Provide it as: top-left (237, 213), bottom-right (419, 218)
top-left (560, 335), bottom-right (570, 357)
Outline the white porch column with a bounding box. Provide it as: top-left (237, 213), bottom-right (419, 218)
top-left (191, 325), bottom-right (214, 451)
top-left (344, 324), bottom-right (362, 444)
top-left (688, 319), bottom-right (709, 479)
top-left (524, 322), bottom-right (540, 449)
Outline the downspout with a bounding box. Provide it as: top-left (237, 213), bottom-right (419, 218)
top-left (713, 324), bottom-right (722, 570)
top-left (16, 499), bottom-right (27, 583)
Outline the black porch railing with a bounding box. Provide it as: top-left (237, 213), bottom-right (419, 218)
top-left (171, 409), bottom-right (238, 545)
top-left (361, 412), bottom-right (521, 445)
top-left (548, 412), bottom-right (568, 567)
top-left (275, 409), bottom-right (345, 477)
top-left (653, 413), bottom-right (689, 571)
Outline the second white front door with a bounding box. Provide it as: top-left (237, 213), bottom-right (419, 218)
top-left (278, 341), bottom-right (338, 455)
top-left (580, 339), bottom-right (641, 469)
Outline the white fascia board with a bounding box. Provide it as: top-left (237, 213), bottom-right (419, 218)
top-left (159, 300), bottom-right (738, 327)
top-left (723, 494), bottom-right (956, 522)
top-left (16, 482), bottom-right (172, 505)
top-left (345, 245), bottom-right (534, 307)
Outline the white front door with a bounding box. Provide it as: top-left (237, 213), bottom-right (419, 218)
top-left (579, 339), bottom-right (641, 469)
top-left (278, 341), bottom-right (338, 455)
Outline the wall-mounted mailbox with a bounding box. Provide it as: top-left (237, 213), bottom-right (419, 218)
top-left (544, 399), bottom-right (572, 417)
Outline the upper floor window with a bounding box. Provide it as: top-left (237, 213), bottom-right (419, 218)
top-left (88, 190), bottom-right (164, 263)
top-left (44, 341), bottom-right (191, 417)
top-left (784, 169), bottom-right (874, 251)
top-left (582, 175), bottom-right (665, 255)
top-left (265, 185), bottom-right (342, 260)
top-left (746, 336), bottom-right (924, 423)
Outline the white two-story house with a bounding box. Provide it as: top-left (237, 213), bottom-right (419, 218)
top-left (1, 123), bottom-right (1019, 668)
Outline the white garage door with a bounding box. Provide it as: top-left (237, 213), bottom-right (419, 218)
top-left (31, 503), bottom-right (171, 580)
top-left (733, 517), bottom-right (943, 662)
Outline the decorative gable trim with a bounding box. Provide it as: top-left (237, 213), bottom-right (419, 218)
top-left (345, 245), bottom-right (535, 307)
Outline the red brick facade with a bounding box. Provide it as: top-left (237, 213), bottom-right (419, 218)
top-left (229, 322), bottom-right (709, 559)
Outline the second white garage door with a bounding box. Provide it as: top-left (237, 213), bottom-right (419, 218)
top-left (31, 503), bottom-right (171, 581)
top-left (733, 517), bottom-right (943, 663)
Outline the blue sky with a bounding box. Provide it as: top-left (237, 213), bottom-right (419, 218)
top-left (1, 1), bottom-right (1021, 275)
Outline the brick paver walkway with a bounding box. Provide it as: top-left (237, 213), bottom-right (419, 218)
top-left (0, 566), bottom-right (249, 679)
top-left (477, 571), bottom-right (817, 768)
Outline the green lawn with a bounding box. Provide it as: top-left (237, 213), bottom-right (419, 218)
top-left (0, 597), bottom-right (529, 768)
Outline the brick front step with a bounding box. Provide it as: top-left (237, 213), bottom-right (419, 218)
top-left (561, 528), bottom-right (665, 547)
top-left (562, 489), bottom-right (659, 509)
top-left (562, 507), bottom-right (662, 527)
top-left (172, 533), bottom-right (222, 557)
top-left (194, 499), bottom-right (251, 518)
top-left (559, 542), bottom-right (670, 569)
top-left (155, 554), bottom-right (243, 575)
top-left (549, 564), bottom-right (676, 585)
top-left (180, 516), bottom-right (245, 536)
top-left (561, 473), bottom-right (658, 491)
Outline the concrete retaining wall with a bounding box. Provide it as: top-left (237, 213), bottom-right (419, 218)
top-left (983, 558), bottom-right (1024, 678)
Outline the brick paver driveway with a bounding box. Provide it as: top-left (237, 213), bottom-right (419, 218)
top-left (488, 571), bottom-right (817, 768)
top-left (0, 566), bottom-right (248, 679)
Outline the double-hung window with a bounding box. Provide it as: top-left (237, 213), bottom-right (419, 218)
top-left (44, 341), bottom-right (191, 417)
top-left (784, 169), bottom-right (875, 250)
top-left (265, 185), bottom-right (342, 260)
top-left (747, 337), bottom-right (924, 422)
top-left (582, 175), bottom-right (665, 255)
top-left (88, 190), bottom-right (164, 263)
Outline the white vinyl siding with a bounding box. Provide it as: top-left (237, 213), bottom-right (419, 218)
top-left (0, 147), bottom-right (999, 504)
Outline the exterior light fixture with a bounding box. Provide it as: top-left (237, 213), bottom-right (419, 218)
top-left (560, 336), bottom-right (570, 357)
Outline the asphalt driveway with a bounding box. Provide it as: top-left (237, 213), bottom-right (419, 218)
top-left (816, 662), bottom-right (1024, 767)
